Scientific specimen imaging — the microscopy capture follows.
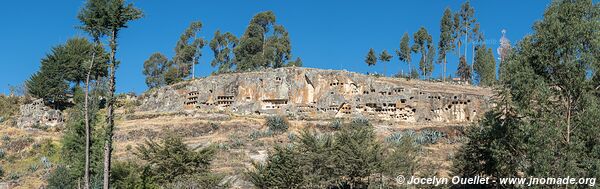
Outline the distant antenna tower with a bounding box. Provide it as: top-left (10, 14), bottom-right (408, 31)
top-left (497, 29), bottom-right (511, 63)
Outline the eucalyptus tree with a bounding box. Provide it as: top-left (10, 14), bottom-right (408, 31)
top-left (438, 7), bottom-right (455, 81)
top-left (458, 1), bottom-right (476, 64)
top-left (235, 11), bottom-right (276, 71)
top-left (396, 33), bottom-right (412, 75)
top-left (265, 25), bottom-right (292, 68)
top-left (173, 21), bottom-right (205, 79)
top-left (143, 53), bottom-right (170, 88)
top-left (411, 27), bottom-right (433, 79)
top-left (425, 44), bottom-right (436, 80)
top-left (101, 0), bottom-right (143, 188)
top-left (378, 50), bottom-right (392, 76)
top-left (235, 11), bottom-right (296, 71)
top-left (209, 30), bottom-right (238, 73)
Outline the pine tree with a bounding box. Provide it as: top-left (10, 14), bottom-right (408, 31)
top-left (454, 0), bottom-right (600, 185)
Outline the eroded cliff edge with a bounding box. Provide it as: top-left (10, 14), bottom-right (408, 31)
top-left (139, 67), bottom-right (493, 124)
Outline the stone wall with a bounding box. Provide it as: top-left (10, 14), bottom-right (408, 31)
top-left (139, 67), bottom-right (493, 123)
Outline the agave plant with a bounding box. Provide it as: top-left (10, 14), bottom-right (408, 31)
top-left (41, 156), bottom-right (52, 169)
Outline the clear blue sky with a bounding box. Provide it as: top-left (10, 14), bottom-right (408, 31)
top-left (0, 0), bottom-right (550, 94)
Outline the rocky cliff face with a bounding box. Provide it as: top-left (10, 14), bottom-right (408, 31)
top-left (139, 67), bottom-right (493, 123)
top-left (17, 98), bottom-right (63, 128)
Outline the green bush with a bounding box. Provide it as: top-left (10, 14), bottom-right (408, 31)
top-left (0, 164), bottom-right (4, 177)
top-left (47, 165), bottom-right (76, 189)
top-left (135, 133), bottom-right (219, 185)
top-left (350, 117), bottom-right (370, 127)
top-left (329, 119), bottom-right (343, 130)
top-left (0, 149), bottom-right (4, 159)
top-left (266, 116), bottom-right (289, 132)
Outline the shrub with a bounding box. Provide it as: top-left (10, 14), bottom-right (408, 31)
top-left (2, 135), bottom-right (9, 142)
top-left (350, 117), bottom-right (370, 128)
top-left (266, 116), bottom-right (289, 132)
top-left (329, 119), bottom-right (343, 130)
top-left (0, 164), bottom-right (4, 177)
top-left (385, 129), bottom-right (446, 145)
top-left (135, 133), bottom-right (218, 184)
top-left (164, 173), bottom-right (228, 189)
top-left (8, 172), bottom-right (19, 181)
top-left (0, 149), bottom-right (4, 159)
top-left (47, 165), bottom-right (76, 188)
top-left (210, 122), bottom-right (220, 130)
top-left (249, 130), bottom-right (274, 141)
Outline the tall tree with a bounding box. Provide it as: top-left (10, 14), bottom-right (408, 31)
top-left (458, 0), bottom-right (476, 66)
top-left (209, 30), bottom-right (238, 74)
top-left (378, 50), bottom-right (392, 76)
top-left (235, 11), bottom-right (276, 71)
top-left (396, 33), bottom-right (412, 75)
top-left (142, 53), bottom-right (170, 88)
top-left (456, 56), bottom-right (471, 83)
top-left (101, 1), bottom-right (143, 188)
top-left (425, 44), bottom-right (436, 80)
top-left (365, 48), bottom-right (377, 67)
top-left (78, 2), bottom-right (109, 186)
top-left (438, 7), bottom-right (455, 82)
top-left (26, 38), bottom-right (108, 109)
top-left (454, 0), bottom-right (600, 183)
top-left (26, 61), bottom-right (69, 109)
top-left (173, 21), bottom-right (205, 80)
top-left (452, 13), bottom-right (462, 58)
top-left (473, 45), bottom-right (496, 86)
top-left (411, 27), bottom-right (433, 79)
top-left (469, 23), bottom-right (484, 82)
top-left (265, 25), bottom-right (292, 68)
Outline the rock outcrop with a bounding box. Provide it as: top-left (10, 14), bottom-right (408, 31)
top-left (17, 98), bottom-right (63, 128)
top-left (139, 67), bottom-right (493, 123)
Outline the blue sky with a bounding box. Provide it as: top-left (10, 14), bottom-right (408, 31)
top-left (0, 0), bottom-right (550, 94)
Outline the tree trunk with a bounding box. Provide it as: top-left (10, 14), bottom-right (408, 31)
top-left (471, 44), bottom-right (475, 84)
top-left (464, 26), bottom-right (468, 65)
top-left (383, 61), bottom-right (386, 77)
top-left (103, 29), bottom-right (117, 189)
top-left (566, 96), bottom-right (571, 144)
top-left (84, 49), bottom-right (97, 189)
top-left (192, 33), bottom-right (197, 80)
top-left (443, 55), bottom-right (447, 82)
